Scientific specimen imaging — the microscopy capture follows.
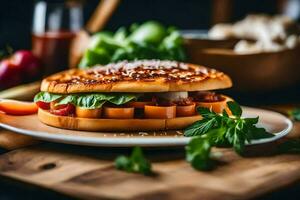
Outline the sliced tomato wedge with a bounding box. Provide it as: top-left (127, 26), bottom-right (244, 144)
top-left (50, 101), bottom-right (66, 110)
top-left (36, 101), bottom-right (50, 110)
top-left (176, 103), bottom-right (196, 117)
top-left (76, 107), bottom-right (102, 118)
top-left (0, 99), bottom-right (38, 115)
top-left (103, 106), bottom-right (134, 119)
top-left (50, 104), bottom-right (75, 116)
top-left (144, 105), bottom-right (176, 119)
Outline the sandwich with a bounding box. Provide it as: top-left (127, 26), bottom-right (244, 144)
top-left (34, 60), bottom-right (232, 131)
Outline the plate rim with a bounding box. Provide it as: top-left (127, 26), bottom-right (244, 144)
top-left (0, 107), bottom-right (293, 147)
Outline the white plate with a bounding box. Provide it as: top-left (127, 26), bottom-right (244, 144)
top-left (0, 107), bottom-right (293, 147)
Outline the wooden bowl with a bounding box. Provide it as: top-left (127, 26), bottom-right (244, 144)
top-left (184, 38), bottom-right (300, 92)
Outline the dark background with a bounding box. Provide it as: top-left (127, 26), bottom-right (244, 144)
top-left (0, 0), bottom-right (279, 50)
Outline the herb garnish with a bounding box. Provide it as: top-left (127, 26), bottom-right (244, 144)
top-left (289, 108), bottom-right (300, 121)
top-left (113, 102), bottom-right (275, 173)
top-left (185, 136), bottom-right (213, 170)
top-left (115, 147), bottom-right (152, 175)
top-left (184, 101), bottom-right (274, 170)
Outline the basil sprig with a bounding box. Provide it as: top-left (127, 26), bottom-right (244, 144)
top-left (34, 92), bottom-right (139, 109)
top-left (184, 101), bottom-right (274, 170)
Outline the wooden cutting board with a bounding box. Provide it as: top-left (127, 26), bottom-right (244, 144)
top-left (0, 141), bottom-right (300, 200)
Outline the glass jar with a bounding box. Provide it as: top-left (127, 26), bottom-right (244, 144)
top-left (32, 0), bottom-right (83, 75)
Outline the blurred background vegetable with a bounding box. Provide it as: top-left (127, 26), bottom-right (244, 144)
top-left (0, 49), bottom-right (41, 90)
top-left (79, 21), bottom-right (186, 68)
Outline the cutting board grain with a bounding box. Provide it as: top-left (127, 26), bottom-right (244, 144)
top-left (0, 143), bottom-right (300, 200)
top-left (0, 129), bottom-right (38, 150)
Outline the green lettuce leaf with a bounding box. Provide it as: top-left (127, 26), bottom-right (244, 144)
top-left (34, 92), bottom-right (62, 103)
top-left (79, 21), bottom-right (187, 69)
top-left (75, 95), bottom-right (106, 109)
top-left (34, 92), bottom-right (139, 109)
top-left (108, 94), bottom-right (139, 105)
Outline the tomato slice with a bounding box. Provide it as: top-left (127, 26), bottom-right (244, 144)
top-left (104, 106), bottom-right (134, 119)
top-left (50, 104), bottom-right (75, 116)
top-left (36, 101), bottom-right (50, 110)
top-left (76, 107), bottom-right (102, 118)
top-left (0, 99), bottom-right (38, 115)
top-left (144, 105), bottom-right (176, 119)
top-left (50, 101), bottom-right (66, 110)
top-left (127, 101), bottom-right (154, 109)
top-left (176, 103), bottom-right (196, 117)
top-left (195, 96), bottom-right (231, 114)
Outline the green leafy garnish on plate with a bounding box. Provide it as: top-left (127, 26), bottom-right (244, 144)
top-left (185, 136), bottom-right (213, 170)
top-left (115, 147), bottom-right (152, 175)
top-left (289, 108), bottom-right (300, 121)
top-left (184, 101), bottom-right (274, 170)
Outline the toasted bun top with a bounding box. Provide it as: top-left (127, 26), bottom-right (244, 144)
top-left (41, 60), bottom-right (232, 93)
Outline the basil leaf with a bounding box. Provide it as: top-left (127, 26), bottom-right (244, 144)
top-left (204, 127), bottom-right (227, 145)
top-left (108, 94), bottom-right (138, 105)
top-left (243, 117), bottom-right (273, 141)
top-left (34, 92), bottom-right (139, 109)
top-left (186, 137), bottom-right (213, 171)
top-left (248, 126), bottom-right (274, 140)
top-left (232, 128), bottom-right (245, 154)
top-left (222, 109), bottom-right (229, 117)
top-left (115, 156), bottom-right (131, 170)
top-left (34, 92), bottom-right (62, 103)
top-left (196, 107), bottom-right (216, 118)
top-left (227, 101), bottom-right (242, 117)
top-left (130, 147), bottom-right (152, 174)
top-left (76, 95), bottom-right (107, 109)
top-left (115, 147), bottom-right (152, 175)
top-left (184, 101), bottom-right (274, 170)
top-left (185, 107), bottom-right (220, 137)
top-left (244, 117), bottom-right (259, 126)
top-left (184, 118), bottom-right (218, 137)
top-left (56, 95), bottom-right (77, 106)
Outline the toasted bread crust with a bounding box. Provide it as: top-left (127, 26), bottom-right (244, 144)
top-left (41, 60), bottom-right (232, 93)
top-left (38, 109), bottom-right (202, 131)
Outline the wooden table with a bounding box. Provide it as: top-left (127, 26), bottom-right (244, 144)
top-left (0, 106), bottom-right (300, 200)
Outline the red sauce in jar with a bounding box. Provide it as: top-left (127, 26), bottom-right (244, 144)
top-left (32, 31), bottom-right (76, 76)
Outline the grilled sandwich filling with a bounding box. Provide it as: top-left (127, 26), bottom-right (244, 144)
top-left (34, 91), bottom-right (229, 119)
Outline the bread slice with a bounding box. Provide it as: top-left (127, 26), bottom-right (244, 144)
top-left (38, 108), bottom-right (202, 131)
top-left (41, 60), bottom-right (232, 94)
